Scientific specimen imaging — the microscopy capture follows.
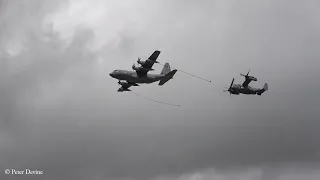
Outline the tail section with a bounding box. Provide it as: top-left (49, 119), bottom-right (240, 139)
top-left (161, 63), bottom-right (171, 75)
top-left (263, 83), bottom-right (268, 91)
top-left (159, 69), bottom-right (177, 86)
top-left (257, 83), bottom-right (268, 95)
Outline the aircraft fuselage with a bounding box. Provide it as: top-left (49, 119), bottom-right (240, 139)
top-left (109, 70), bottom-right (165, 84)
top-left (230, 84), bottom-right (262, 95)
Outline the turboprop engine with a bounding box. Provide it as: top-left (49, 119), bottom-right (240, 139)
top-left (118, 80), bottom-right (139, 87)
top-left (137, 57), bottom-right (159, 66)
top-left (240, 70), bottom-right (257, 81)
top-left (132, 63), bottom-right (154, 71)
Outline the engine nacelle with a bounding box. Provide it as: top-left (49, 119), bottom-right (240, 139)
top-left (137, 59), bottom-right (146, 65)
top-left (132, 64), bottom-right (141, 71)
top-left (118, 81), bottom-right (129, 86)
top-left (132, 63), bottom-right (154, 71)
top-left (137, 58), bottom-right (159, 65)
top-left (248, 76), bottom-right (257, 81)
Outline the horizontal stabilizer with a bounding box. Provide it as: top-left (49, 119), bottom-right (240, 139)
top-left (159, 70), bottom-right (177, 86)
top-left (257, 83), bottom-right (268, 95)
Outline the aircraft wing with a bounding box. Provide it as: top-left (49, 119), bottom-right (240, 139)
top-left (242, 79), bottom-right (251, 88)
top-left (136, 50), bottom-right (161, 76)
top-left (144, 50), bottom-right (161, 68)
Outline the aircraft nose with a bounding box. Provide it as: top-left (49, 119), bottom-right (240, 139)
top-left (109, 73), bottom-right (114, 77)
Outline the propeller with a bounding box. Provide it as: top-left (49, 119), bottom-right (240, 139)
top-left (132, 63), bottom-right (136, 70)
top-left (118, 80), bottom-right (129, 86)
top-left (229, 78), bottom-right (234, 89)
top-left (117, 80), bottom-right (123, 92)
top-left (117, 80), bottom-right (129, 92)
top-left (223, 78), bottom-right (234, 98)
top-left (240, 69), bottom-right (257, 81)
top-left (118, 80), bottom-right (126, 85)
top-left (240, 69), bottom-right (250, 77)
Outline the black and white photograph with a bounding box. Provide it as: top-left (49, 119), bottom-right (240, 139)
top-left (1, 0), bottom-right (320, 179)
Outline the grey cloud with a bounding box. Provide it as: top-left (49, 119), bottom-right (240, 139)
top-left (1, 0), bottom-right (320, 180)
top-left (153, 165), bottom-right (320, 180)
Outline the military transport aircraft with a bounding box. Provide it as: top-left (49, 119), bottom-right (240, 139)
top-left (224, 70), bottom-right (268, 96)
top-left (109, 50), bottom-right (177, 92)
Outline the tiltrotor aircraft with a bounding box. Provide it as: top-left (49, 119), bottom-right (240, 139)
top-left (224, 70), bottom-right (268, 96)
top-left (109, 50), bottom-right (177, 92)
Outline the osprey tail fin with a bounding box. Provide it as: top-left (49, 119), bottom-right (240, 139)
top-left (257, 83), bottom-right (268, 95)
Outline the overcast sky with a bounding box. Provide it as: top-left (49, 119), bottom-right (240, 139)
top-left (1, 0), bottom-right (320, 180)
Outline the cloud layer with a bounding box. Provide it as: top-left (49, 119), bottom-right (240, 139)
top-left (1, 0), bottom-right (320, 180)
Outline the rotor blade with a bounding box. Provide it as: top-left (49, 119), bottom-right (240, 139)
top-left (223, 90), bottom-right (228, 92)
top-left (240, 73), bottom-right (246, 76)
top-left (132, 63), bottom-right (136, 70)
top-left (247, 69), bottom-right (250, 76)
top-left (229, 78), bottom-right (234, 89)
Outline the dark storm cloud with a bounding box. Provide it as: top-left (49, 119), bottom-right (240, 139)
top-left (1, 0), bottom-right (320, 180)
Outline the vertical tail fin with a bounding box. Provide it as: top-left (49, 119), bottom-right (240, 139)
top-left (263, 83), bottom-right (268, 91)
top-left (161, 63), bottom-right (171, 75)
top-left (257, 83), bottom-right (268, 95)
